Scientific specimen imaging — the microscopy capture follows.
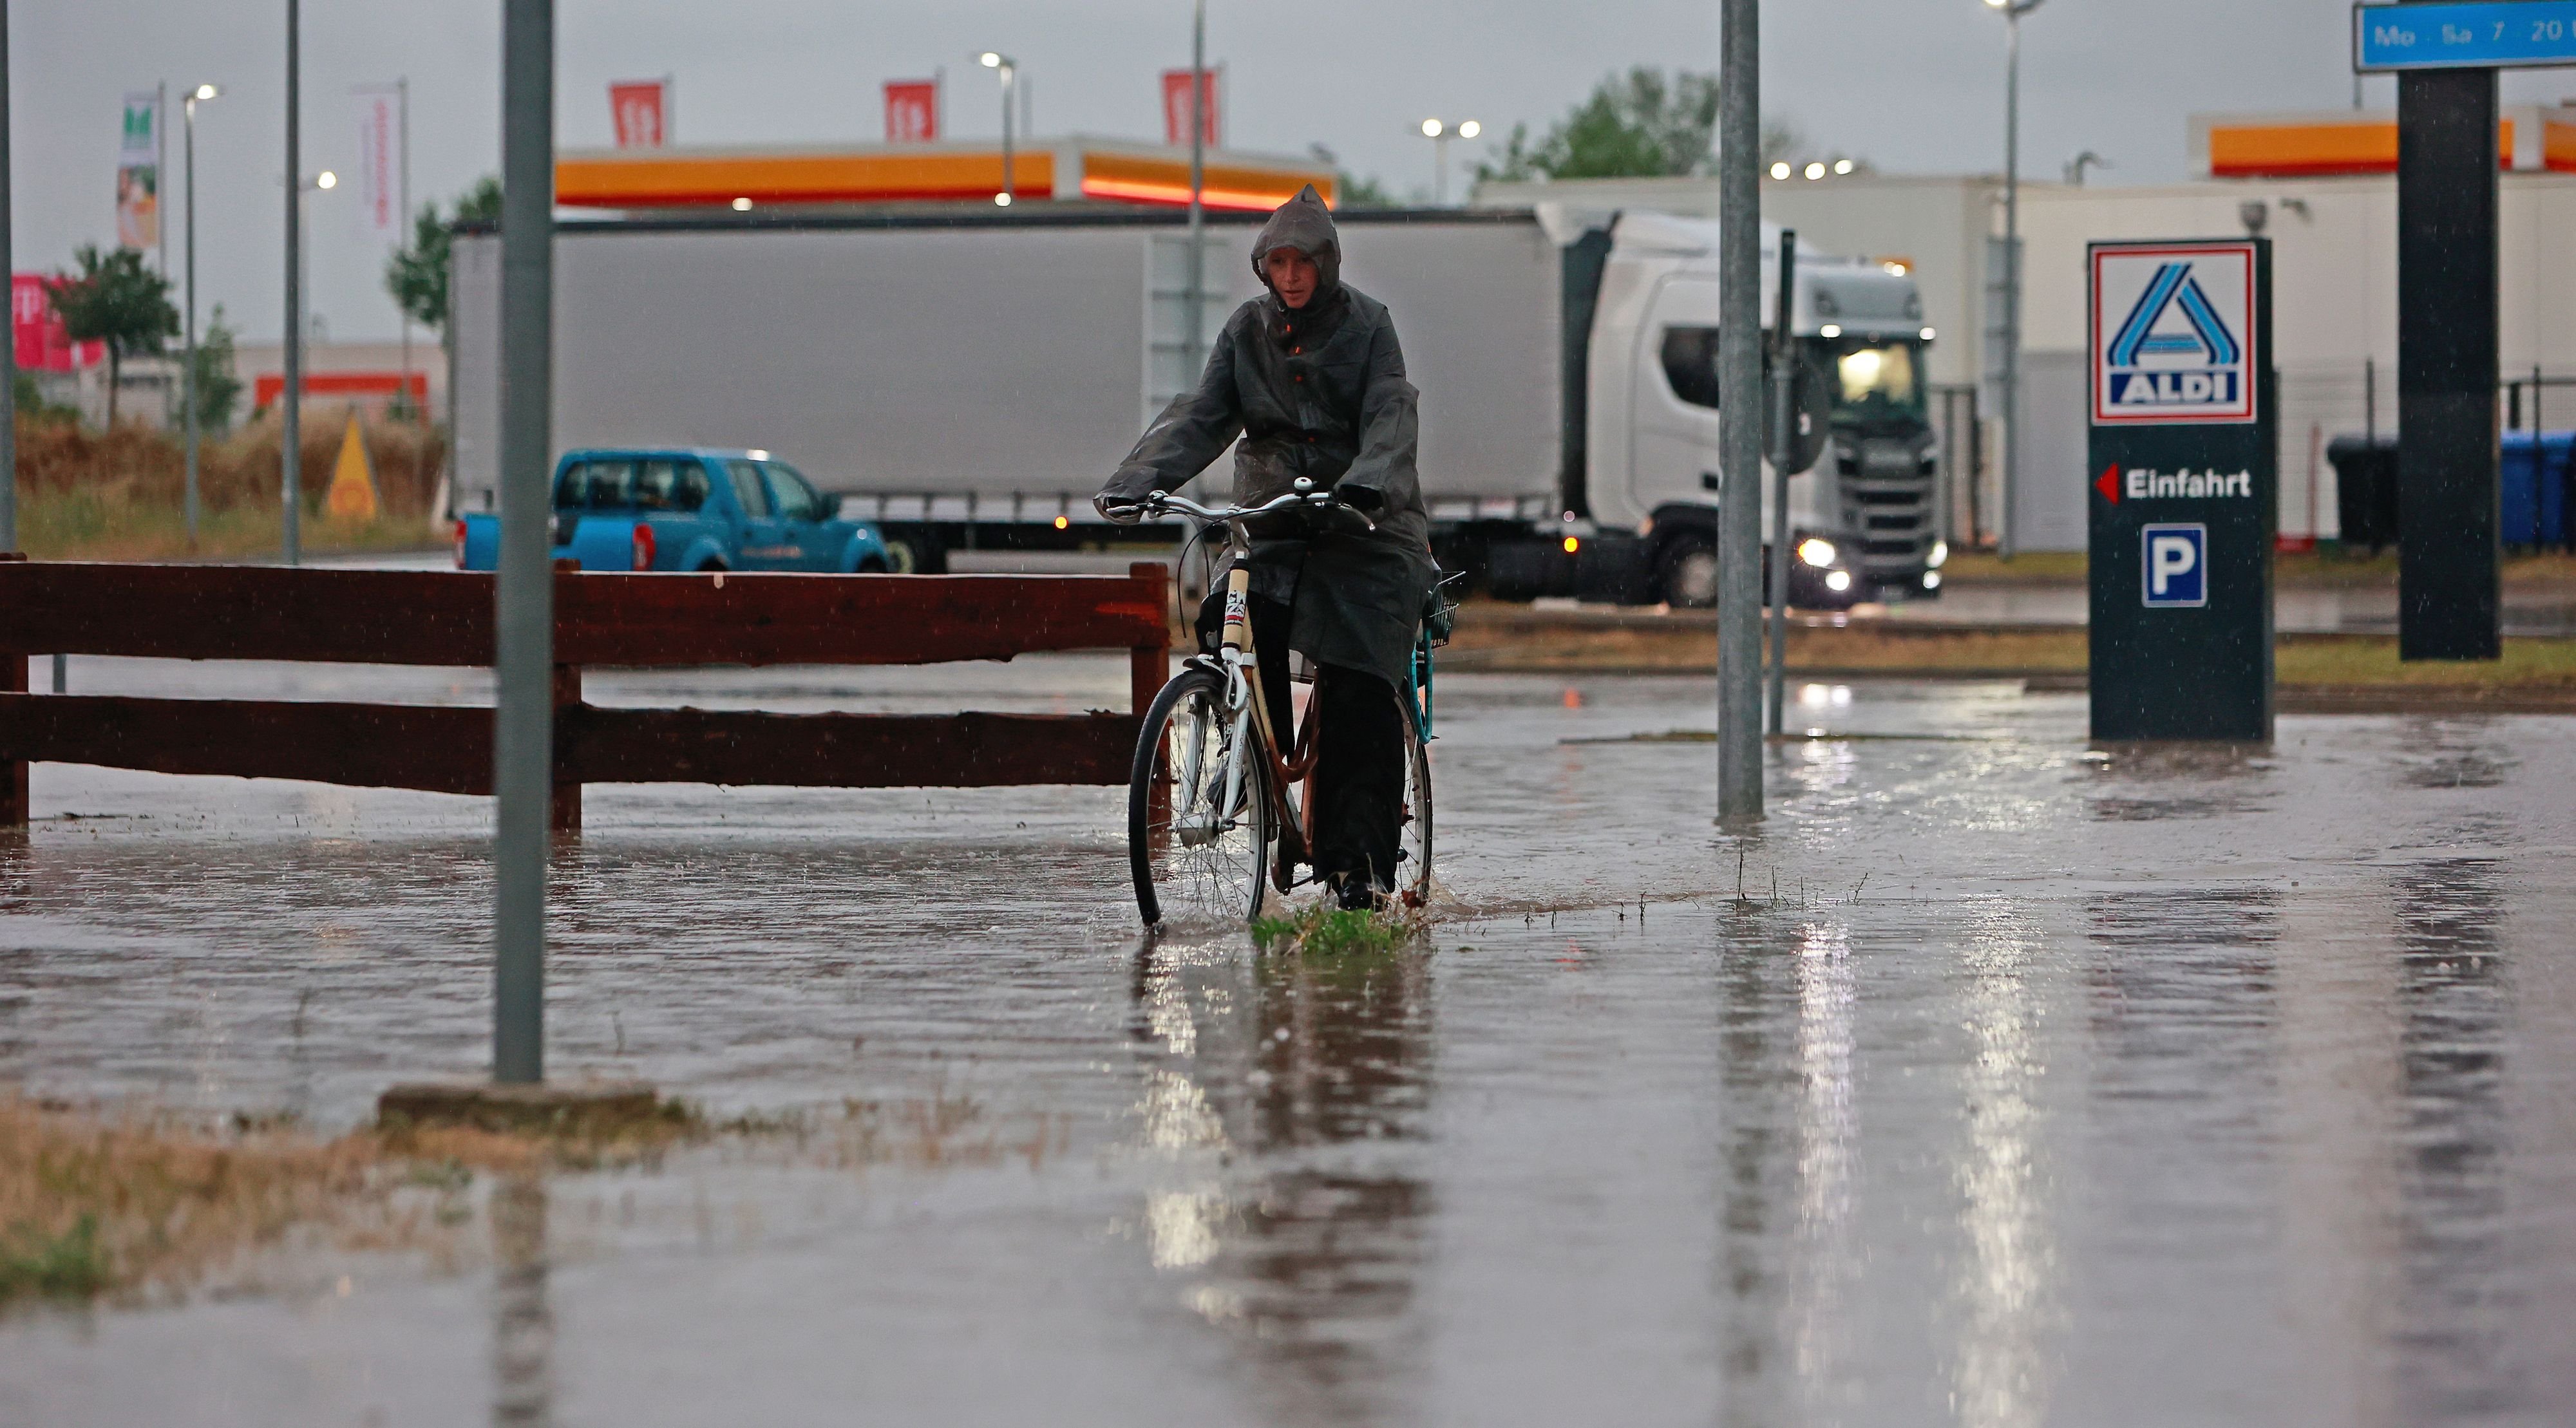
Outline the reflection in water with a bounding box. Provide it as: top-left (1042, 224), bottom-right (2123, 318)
top-left (491, 1176), bottom-right (554, 1428)
top-left (1128, 935), bottom-right (1435, 1422)
top-left (1788, 919), bottom-right (1859, 1405)
top-left (1715, 914), bottom-right (1806, 1423)
top-left (2389, 860), bottom-right (2513, 1421)
top-left (1953, 900), bottom-right (2054, 1428)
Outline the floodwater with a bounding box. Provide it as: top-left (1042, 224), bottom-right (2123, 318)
top-left (5, 655), bottom-right (2575, 1426)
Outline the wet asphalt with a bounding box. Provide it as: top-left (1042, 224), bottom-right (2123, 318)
top-left (3, 655), bottom-right (2573, 1425)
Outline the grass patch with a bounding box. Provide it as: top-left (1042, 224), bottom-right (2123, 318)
top-left (23, 486), bottom-right (441, 563)
top-left (0, 1215), bottom-right (108, 1301)
top-left (1939, 547), bottom-right (2576, 590)
top-left (1251, 901), bottom-right (1424, 955)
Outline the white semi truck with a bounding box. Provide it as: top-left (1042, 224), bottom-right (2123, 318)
top-left (450, 205), bottom-right (1946, 606)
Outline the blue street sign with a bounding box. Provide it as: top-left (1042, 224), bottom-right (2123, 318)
top-left (2141, 524), bottom-right (2209, 608)
top-left (2355, 1), bottom-right (2576, 71)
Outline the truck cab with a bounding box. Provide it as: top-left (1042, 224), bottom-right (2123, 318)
top-left (455, 447), bottom-right (891, 574)
top-left (1584, 214), bottom-right (1945, 608)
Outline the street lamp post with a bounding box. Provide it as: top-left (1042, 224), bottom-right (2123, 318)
top-left (1418, 118), bottom-right (1480, 207)
top-left (283, 0), bottom-right (301, 565)
top-left (1185, 0), bottom-right (1206, 380)
top-left (978, 52), bottom-right (1018, 205)
top-left (183, 84), bottom-right (220, 544)
top-left (1985, 0), bottom-right (2043, 559)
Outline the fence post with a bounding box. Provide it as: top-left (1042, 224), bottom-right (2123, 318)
top-left (0, 554), bottom-right (23, 828)
top-left (549, 558), bottom-right (582, 835)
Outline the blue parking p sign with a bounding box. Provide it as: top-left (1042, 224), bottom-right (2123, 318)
top-left (2141, 523), bottom-right (2208, 608)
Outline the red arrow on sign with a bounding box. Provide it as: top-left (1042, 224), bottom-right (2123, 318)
top-left (2095, 463), bottom-right (2121, 503)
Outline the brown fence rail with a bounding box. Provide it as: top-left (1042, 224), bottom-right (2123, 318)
top-left (0, 558), bottom-right (1171, 831)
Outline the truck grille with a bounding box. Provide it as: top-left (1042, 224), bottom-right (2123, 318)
top-left (1841, 474), bottom-right (1935, 578)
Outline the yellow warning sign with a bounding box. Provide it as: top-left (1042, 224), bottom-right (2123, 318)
top-left (325, 411), bottom-right (379, 522)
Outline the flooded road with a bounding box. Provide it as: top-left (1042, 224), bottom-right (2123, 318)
top-left (5, 657), bottom-right (2573, 1425)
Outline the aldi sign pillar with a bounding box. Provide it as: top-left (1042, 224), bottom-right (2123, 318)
top-left (2087, 238), bottom-right (2275, 741)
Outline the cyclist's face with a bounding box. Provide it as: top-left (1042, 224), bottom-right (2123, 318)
top-left (1263, 247), bottom-right (1318, 309)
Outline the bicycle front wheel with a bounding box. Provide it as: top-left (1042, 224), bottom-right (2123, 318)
top-left (1130, 666), bottom-right (1274, 928)
top-left (1394, 699), bottom-right (1434, 910)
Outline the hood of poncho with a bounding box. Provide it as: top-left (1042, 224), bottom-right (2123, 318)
top-left (1249, 184), bottom-right (1343, 300)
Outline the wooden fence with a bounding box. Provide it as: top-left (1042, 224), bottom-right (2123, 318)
top-left (0, 557), bottom-right (1170, 832)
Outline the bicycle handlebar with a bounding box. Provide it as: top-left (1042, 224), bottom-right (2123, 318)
top-left (1135, 482), bottom-right (1376, 533)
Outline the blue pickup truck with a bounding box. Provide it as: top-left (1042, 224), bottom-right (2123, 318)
top-left (454, 448), bottom-right (892, 574)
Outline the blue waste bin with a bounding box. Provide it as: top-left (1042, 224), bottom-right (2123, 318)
top-left (2501, 430), bottom-right (2571, 548)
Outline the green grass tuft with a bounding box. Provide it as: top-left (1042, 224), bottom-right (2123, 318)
top-left (0, 1214), bottom-right (109, 1301)
top-left (1251, 903), bottom-right (1421, 956)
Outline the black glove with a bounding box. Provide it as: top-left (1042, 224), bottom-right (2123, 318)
top-left (1335, 482), bottom-right (1384, 512)
top-left (1094, 493), bottom-right (1147, 526)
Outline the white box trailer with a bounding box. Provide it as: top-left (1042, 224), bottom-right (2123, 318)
top-left (450, 210), bottom-right (1565, 559)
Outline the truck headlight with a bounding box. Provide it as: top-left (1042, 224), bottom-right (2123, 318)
top-left (1824, 570), bottom-right (1854, 593)
top-left (1929, 538), bottom-right (1949, 569)
top-left (1796, 537), bottom-right (1837, 568)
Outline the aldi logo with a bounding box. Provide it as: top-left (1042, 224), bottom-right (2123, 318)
top-left (2090, 242), bottom-right (2259, 426)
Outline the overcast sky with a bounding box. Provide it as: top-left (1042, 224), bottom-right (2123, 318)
top-left (16, 1), bottom-right (2573, 346)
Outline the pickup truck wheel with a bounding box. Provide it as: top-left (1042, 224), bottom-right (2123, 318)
top-left (1654, 534), bottom-right (1719, 609)
top-left (855, 556), bottom-right (888, 574)
top-left (882, 540), bottom-right (920, 574)
top-left (694, 558), bottom-right (727, 574)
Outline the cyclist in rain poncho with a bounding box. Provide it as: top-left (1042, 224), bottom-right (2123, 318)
top-left (1097, 184), bottom-right (1437, 910)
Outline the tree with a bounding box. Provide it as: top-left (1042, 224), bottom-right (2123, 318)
top-left (189, 305), bottom-right (244, 432)
top-left (1474, 68), bottom-right (1807, 185)
top-left (46, 245), bottom-right (179, 428)
top-left (384, 174), bottom-right (503, 335)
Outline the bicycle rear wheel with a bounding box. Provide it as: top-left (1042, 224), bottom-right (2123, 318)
top-left (1130, 666), bottom-right (1274, 928)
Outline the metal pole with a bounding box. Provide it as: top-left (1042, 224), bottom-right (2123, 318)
top-left (184, 91), bottom-right (200, 541)
top-left (1186, 0), bottom-right (1204, 379)
top-left (1998, 5), bottom-right (2022, 560)
top-left (281, 0), bottom-right (301, 566)
top-left (1435, 133), bottom-right (1450, 206)
top-left (1001, 65), bottom-right (1016, 203)
top-left (1, 0), bottom-right (15, 554)
top-left (398, 77), bottom-right (410, 419)
top-left (494, 0), bottom-right (555, 1085)
top-left (1766, 230), bottom-right (1797, 736)
top-left (1715, 0), bottom-right (1764, 819)
top-left (156, 82), bottom-right (168, 280)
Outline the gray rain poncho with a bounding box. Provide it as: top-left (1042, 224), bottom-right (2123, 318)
top-left (1101, 185), bottom-right (1437, 690)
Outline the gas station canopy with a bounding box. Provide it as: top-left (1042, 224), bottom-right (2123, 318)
top-left (554, 137), bottom-right (1338, 212)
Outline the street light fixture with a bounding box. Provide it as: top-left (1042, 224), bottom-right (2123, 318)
top-left (181, 83), bottom-right (222, 543)
top-left (979, 51), bottom-right (1018, 205)
top-left (1985, 0), bottom-right (2045, 559)
top-left (1419, 117), bottom-right (1479, 206)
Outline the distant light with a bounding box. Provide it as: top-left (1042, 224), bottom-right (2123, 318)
top-left (1769, 162), bottom-right (1792, 180)
top-left (1921, 326), bottom-right (1937, 341)
top-left (1803, 162), bottom-right (1825, 180)
top-left (1053, 514), bottom-right (1070, 529)
top-left (1824, 569), bottom-right (1854, 592)
top-left (1929, 539), bottom-right (1951, 568)
top-left (1458, 120), bottom-right (1481, 139)
top-left (1797, 537), bottom-right (1838, 568)
top-left (1562, 535), bottom-right (1580, 554)
top-left (980, 52), bottom-right (1002, 67)
top-left (192, 84), bottom-right (220, 101)
top-left (1833, 158), bottom-right (1855, 175)
top-left (746, 449), bottom-right (771, 460)
top-left (1984, 0), bottom-right (2009, 8)
top-left (1819, 324), bottom-right (1841, 339)
top-left (994, 193), bottom-right (1013, 207)
top-left (315, 170), bottom-right (337, 189)
top-left (1421, 118), bottom-right (1443, 138)
top-left (731, 196), bottom-right (752, 211)
top-left (1882, 260), bottom-right (1907, 275)
top-left (1924, 570), bottom-right (1943, 590)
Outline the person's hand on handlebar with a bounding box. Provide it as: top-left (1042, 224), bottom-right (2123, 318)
top-left (1094, 492), bottom-right (1153, 525)
top-left (1334, 482), bottom-right (1383, 513)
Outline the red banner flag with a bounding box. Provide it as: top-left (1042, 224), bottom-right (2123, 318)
top-left (12, 274), bottom-right (102, 373)
top-left (609, 79), bottom-right (668, 149)
top-left (1160, 69), bottom-right (1220, 149)
top-left (884, 80), bottom-right (940, 144)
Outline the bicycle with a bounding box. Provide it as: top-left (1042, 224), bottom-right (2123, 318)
top-left (1123, 479), bottom-right (1438, 929)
